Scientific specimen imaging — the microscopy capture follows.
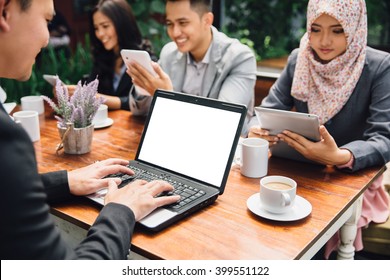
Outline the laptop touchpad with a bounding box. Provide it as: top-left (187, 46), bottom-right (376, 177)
top-left (140, 208), bottom-right (178, 228)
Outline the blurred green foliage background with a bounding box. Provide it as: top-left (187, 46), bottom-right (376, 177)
top-left (1, 0), bottom-right (388, 102)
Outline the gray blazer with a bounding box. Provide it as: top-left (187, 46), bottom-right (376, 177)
top-left (158, 26), bottom-right (257, 135)
top-left (253, 47), bottom-right (390, 171)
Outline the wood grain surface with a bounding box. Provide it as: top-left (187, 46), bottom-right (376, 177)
top-left (32, 105), bottom-right (384, 259)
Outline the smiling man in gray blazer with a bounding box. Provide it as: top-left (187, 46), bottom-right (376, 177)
top-left (128, 0), bottom-right (256, 135)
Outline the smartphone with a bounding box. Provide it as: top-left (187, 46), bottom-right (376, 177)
top-left (43, 74), bottom-right (61, 86)
top-left (120, 49), bottom-right (156, 76)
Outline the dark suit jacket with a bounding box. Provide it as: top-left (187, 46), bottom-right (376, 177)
top-left (0, 104), bottom-right (135, 259)
top-left (116, 73), bottom-right (132, 110)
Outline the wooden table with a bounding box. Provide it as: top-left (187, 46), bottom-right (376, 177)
top-left (33, 107), bottom-right (384, 260)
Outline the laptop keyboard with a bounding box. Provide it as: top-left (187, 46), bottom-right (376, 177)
top-left (105, 165), bottom-right (206, 211)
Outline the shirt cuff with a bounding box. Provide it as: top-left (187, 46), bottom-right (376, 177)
top-left (336, 151), bottom-right (355, 170)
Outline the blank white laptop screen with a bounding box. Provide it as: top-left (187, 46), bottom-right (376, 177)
top-left (138, 97), bottom-right (241, 187)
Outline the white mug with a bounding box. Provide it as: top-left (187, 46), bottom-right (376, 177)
top-left (92, 104), bottom-right (108, 126)
top-left (236, 138), bottom-right (269, 178)
top-left (260, 175), bottom-right (297, 214)
top-left (13, 110), bottom-right (40, 142)
top-left (21, 95), bottom-right (45, 115)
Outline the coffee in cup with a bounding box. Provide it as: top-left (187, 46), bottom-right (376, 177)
top-left (259, 175), bottom-right (297, 214)
top-left (263, 182), bottom-right (293, 191)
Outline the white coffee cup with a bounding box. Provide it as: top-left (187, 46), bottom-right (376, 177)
top-left (92, 104), bottom-right (108, 125)
top-left (13, 110), bottom-right (40, 142)
top-left (236, 138), bottom-right (269, 178)
top-left (21, 95), bottom-right (45, 115)
top-left (260, 175), bottom-right (297, 214)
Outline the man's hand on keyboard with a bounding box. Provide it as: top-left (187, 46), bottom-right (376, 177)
top-left (67, 158), bottom-right (134, 196)
top-left (104, 179), bottom-right (180, 221)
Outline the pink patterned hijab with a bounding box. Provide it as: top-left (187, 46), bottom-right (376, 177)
top-left (291, 0), bottom-right (367, 124)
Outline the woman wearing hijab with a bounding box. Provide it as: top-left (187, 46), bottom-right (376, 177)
top-left (249, 0), bottom-right (390, 258)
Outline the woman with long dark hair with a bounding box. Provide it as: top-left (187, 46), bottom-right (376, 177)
top-left (69, 0), bottom-right (155, 111)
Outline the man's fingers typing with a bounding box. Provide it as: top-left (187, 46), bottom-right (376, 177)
top-left (154, 195), bottom-right (181, 208)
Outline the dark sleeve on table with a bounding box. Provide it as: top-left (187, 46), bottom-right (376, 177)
top-left (0, 110), bottom-right (135, 259)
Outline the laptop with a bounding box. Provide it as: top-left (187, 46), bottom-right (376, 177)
top-left (88, 90), bottom-right (247, 231)
top-left (254, 107), bottom-right (321, 163)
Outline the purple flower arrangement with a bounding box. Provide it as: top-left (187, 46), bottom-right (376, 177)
top-left (43, 76), bottom-right (105, 128)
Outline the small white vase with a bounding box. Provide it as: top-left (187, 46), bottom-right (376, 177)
top-left (58, 122), bottom-right (94, 154)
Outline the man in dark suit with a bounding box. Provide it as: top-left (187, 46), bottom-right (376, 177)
top-left (0, 0), bottom-right (179, 259)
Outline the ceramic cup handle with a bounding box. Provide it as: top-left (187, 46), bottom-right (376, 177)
top-left (281, 192), bottom-right (291, 207)
top-left (233, 155), bottom-right (242, 167)
top-left (233, 143), bottom-right (242, 167)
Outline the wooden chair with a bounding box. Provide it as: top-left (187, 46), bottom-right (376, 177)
top-left (254, 77), bottom-right (276, 106)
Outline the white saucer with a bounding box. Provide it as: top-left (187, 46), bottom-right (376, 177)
top-left (247, 193), bottom-right (312, 221)
top-left (93, 118), bottom-right (113, 129)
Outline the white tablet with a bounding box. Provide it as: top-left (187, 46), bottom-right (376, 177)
top-left (254, 107), bottom-right (321, 163)
top-left (0, 85), bottom-right (6, 103)
top-left (43, 74), bottom-right (60, 86)
top-left (120, 49), bottom-right (156, 76)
